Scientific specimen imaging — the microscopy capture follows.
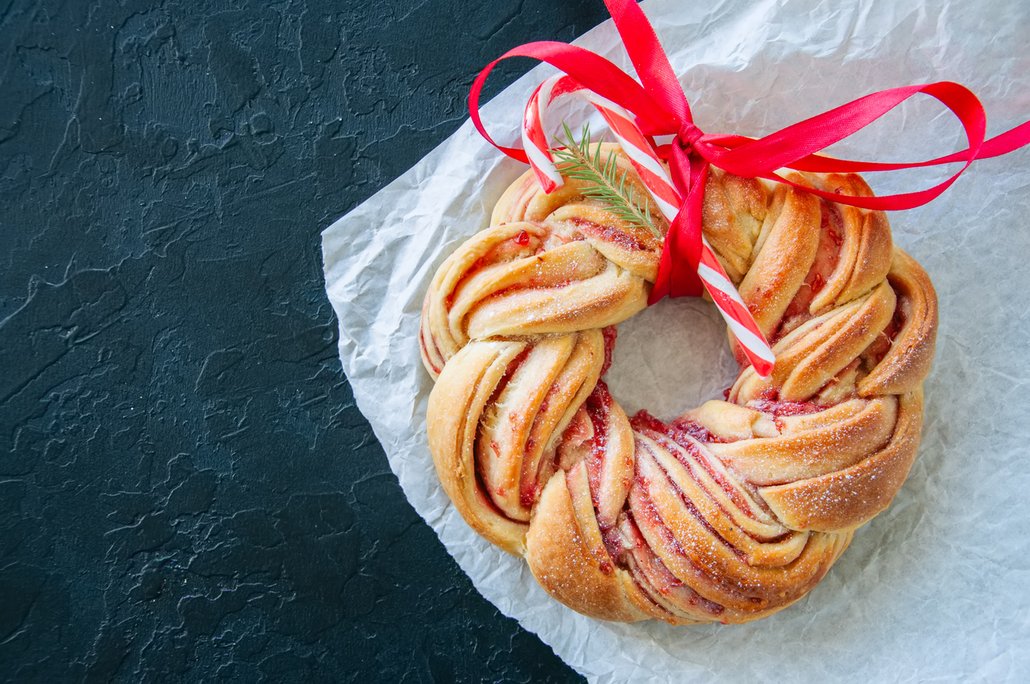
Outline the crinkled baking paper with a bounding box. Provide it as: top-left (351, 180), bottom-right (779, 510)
top-left (322, 1), bottom-right (1030, 680)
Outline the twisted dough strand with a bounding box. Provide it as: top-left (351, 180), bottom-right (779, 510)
top-left (421, 144), bottom-right (937, 624)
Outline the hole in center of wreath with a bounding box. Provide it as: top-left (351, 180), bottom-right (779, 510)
top-left (604, 296), bottom-right (741, 421)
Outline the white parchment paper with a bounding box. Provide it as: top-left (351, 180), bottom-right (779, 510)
top-left (322, 1), bottom-right (1030, 680)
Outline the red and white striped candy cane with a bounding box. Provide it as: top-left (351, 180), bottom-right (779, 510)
top-left (521, 74), bottom-right (775, 377)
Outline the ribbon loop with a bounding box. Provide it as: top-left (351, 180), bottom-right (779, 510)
top-left (468, 0), bottom-right (1030, 378)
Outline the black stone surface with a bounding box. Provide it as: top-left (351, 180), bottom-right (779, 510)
top-left (0, 1), bottom-right (610, 680)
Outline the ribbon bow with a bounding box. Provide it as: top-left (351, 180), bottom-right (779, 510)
top-left (469, 0), bottom-right (1030, 377)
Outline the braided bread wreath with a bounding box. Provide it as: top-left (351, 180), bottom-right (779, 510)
top-left (418, 143), bottom-right (937, 625)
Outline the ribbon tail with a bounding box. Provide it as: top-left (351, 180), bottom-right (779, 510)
top-left (650, 146), bottom-right (704, 303)
top-left (677, 159), bottom-right (707, 297)
top-left (648, 234), bottom-right (674, 304)
top-left (649, 206), bottom-right (705, 303)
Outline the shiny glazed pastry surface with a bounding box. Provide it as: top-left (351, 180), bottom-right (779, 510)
top-left (419, 144), bottom-right (937, 624)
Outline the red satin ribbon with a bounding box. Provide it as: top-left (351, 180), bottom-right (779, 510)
top-left (469, 0), bottom-right (1030, 302)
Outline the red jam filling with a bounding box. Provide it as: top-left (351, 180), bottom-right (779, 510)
top-left (622, 516), bottom-right (724, 616)
top-left (600, 326), bottom-right (617, 376)
top-left (634, 417), bottom-right (760, 521)
top-left (584, 382), bottom-right (613, 513)
top-left (630, 410), bottom-right (718, 445)
top-left (777, 203), bottom-right (844, 337)
top-left (476, 348), bottom-right (531, 515)
top-left (749, 388), bottom-right (823, 417)
top-left (418, 329), bottom-right (443, 375)
top-left (601, 524), bottom-right (628, 566)
top-left (568, 216), bottom-right (651, 251)
top-left (864, 305), bottom-right (905, 366)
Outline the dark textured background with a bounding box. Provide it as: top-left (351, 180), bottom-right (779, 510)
top-left (0, 0), bottom-right (611, 680)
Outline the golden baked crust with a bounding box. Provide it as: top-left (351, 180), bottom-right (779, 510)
top-left (419, 143), bottom-right (938, 624)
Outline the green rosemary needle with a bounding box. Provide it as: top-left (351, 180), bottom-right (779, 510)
top-left (551, 123), bottom-right (662, 240)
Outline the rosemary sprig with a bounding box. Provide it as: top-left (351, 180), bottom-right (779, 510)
top-left (551, 123), bottom-right (662, 239)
